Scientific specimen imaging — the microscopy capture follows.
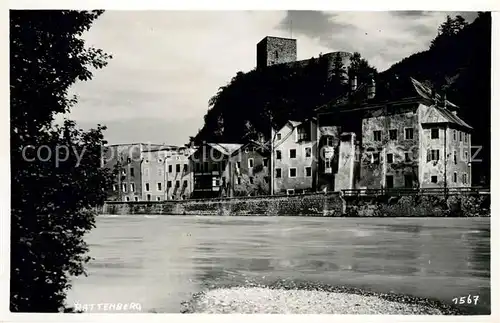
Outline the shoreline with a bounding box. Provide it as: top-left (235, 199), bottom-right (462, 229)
top-left (180, 280), bottom-right (466, 315)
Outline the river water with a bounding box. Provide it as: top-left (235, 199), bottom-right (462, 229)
top-left (66, 216), bottom-right (490, 314)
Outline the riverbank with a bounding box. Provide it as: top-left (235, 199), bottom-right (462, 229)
top-left (181, 281), bottom-right (464, 315)
top-left (101, 192), bottom-right (490, 217)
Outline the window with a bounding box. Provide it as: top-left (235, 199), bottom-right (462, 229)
top-left (195, 163), bottom-right (201, 172)
top-left (287, 189), bottom-right (295, 195)
top-left (289, 168), bottom-right (297, 178)
top-left (276, 150), bottom-right (282, 160)
top-left (404, 152), bottom-right (411, 162)
top-left (127, 157), bottom-right (131, 163)
top-left (176, 164), bottom-right (181, 172)
top-left (297, 127), bottom-right (308, 141)
top-left (134, 196), bottom-right (139, 201)
top-left (373, 130), bottom-right (382, 141)
top-left (237, 177), bottom-right (242, 185)
top-left (325, 159), bottom-right (332, 169)
top-left (465, 133), bottom-right (468, 143)
top-left (147, 194), bottom-right (151, 201)
top-left (459, 131), bottom-right (463, 141)
top-left (156, 196), bottom-right (161, 201)
top-left (326, 136), bottom-right (334, 147)
top-left (305, 147), bottom-right (312, 158)
top-left (203, 162), bottom-right (209, 172)
top-left (112, 184), bottom-right (117, 191)
top-left (276, 133), bottom-right (282, 140)
top-left (462, 173), bottom-right (468, 184)
top-left (130, 168), bottom-right (135, 177)
top-left (168, 165), bottom-right (172, 173)
top-left (183, 164), bottom-right (188, 172)
top-left (248, 158), bottom-right (254, 168)
top-left (167, 181), bottom-right (172, 188)
top-left (249, 177), bottom-right (254, 184)
top-left (145, 183), bottom-right (150, 192)
top-left (263, 158), bottom-right (268, 167)
top-left (289, 149), bottom-right (297, 159)
top-left (305, 167), bottom-right (312, 177)
top-left (275, 168), bottom-right (282, 178)
top-left (176, 180), bottom-right (180, 188)
top-left (404, 175), bottom-right (413, 188)
top-left (371, 152), bottom-right (380, 164)
top-left (237, 161), bottom-right (241, 169)
top-left (431, 128), bottom-right (439, 139)
top-left (428, 149), bottom-right (440, 161)
top-left (122, 183), bottom-right (127, 192)
top-left (183, 180), bottom-right (188, 187)
top-left (454, 151), bottom-right (457, 164)
top-left (404, 128), bottom-right (414, 140)
top-left (431, 176), bottom-right (438, 183)
top-left (389, 129), bottom-right (398, 140)
top-left (130, 183), bottom-right (135, 192)
top-left (386, 153), bottom-right (394, 164)
top-left (157, 182), bottom-right (162, 191)
top-left (264, 176), bottom-right (269, 183)
top-left (386, 175), bottom-right (394, 189)
top-left (245, 148), bottom-right (249, 153)
top-left (464, 151), bottom-right (468, 162)
top-left (222, 177), bottom-right (226, 186)
top-left (453, 130), bottom-right (457, 141)
top-left (126, 196), bottom-right (130, 202)
top-left (144, 159), bottom-right (149, 164)
top-left (453, 172), bottom-right (457, 183)
top-left (157, 168), bottom-right (163, 176)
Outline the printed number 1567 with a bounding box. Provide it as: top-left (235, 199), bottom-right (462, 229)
top-left (452, 295), bottom-right (479, 305)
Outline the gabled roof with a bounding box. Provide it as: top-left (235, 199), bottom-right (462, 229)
top-left (206, 143), bottom-right (243, 156)
top-left (422, 105), bottom-right (472, 129)
top-left (233, 141), bottom-right (270, 156)
top-left (283, 117), bottom-right (317, 130)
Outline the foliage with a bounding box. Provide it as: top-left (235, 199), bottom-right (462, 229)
top-left (10, 10), bottom-right (112, 312)
top-left (381, 12), bottom-right (491, 184)
top-left (192, 52), bottom-right (376, 145)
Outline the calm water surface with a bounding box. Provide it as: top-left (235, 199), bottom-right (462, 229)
top-left (66, 216), bottom-right (490, 314)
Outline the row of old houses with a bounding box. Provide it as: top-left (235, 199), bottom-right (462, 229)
top-left (102, 36), bottom-right (473, 201)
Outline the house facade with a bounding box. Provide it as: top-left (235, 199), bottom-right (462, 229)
top-left (231, 142), bottom-right (270, 196)
top-left (190, 143), bottom-right (242, 199)
top-left (164, 147), bottom-right (195, 200)
top-left (316, 77), bottom-right (472, 191)
top-left (141, 146), bottom-right (195, 201)
top-left (190, 142), bottom-right (270, 198)
top-left (102, 143), bottom-right (162, 201)
top-left (271, 119), bottom-right (318, 195)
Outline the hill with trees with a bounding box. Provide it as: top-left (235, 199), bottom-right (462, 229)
top-left (192, 12), bottom-right (491, 185)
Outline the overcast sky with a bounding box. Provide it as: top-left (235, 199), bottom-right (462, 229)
top-left (63, 10), bottom-right (478, 146)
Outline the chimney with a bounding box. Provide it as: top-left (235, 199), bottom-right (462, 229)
top-left (367, 74), bottom-right (376, 99)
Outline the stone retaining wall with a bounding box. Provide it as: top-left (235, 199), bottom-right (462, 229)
top-left (102, 193), bottom-right (344, 216)
top-left (101, 193), bottom-right (490, 217)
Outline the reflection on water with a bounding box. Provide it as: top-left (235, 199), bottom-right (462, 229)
top-left (66, 216), bottom-right (490, 314)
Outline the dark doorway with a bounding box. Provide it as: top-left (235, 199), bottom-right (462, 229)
top-left (404, 175), bottom-right (413, 188)
top-left (386, 175), bottom-right (394, 189)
